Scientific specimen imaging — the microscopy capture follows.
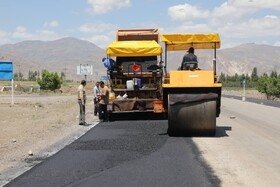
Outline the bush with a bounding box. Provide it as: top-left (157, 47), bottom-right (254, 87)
top-left (257, 74), bottom-right (280, 100)
top-left (37, 70), bottom-right (63, 91)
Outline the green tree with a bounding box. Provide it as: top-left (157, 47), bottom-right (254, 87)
top-left (15, 71), bottom-right (24, 81)
top-left (220, 72), bottom-right (226, 82)
top-left (251, 67), bottom-right (258, 82)
top-left (14, 72), bottom-right (19, 80)
top-left (257, 73), bottom-right (280, 100)
top-left (61, 72), bottom-right (66, 80)
top-left (257, 74), bottom-right (268, 96)
top-left (37, 70), bottom-right (63, 91)
top-left (270, 71), bottom-right (278, 78)
top-left (28, 70), bottom-right (37, 81)
top-left (37, 70), bottom-right (40, 79)
top-left (234, 73), bottom-right (239, 81)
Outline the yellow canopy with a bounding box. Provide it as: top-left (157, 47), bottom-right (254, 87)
top-left (106, 40), bottom-right (162, 57)
top-left (160, 33), bottom-right (220, 51)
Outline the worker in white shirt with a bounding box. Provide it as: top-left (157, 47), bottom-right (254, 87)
top-left (77, 80), bottom-right (87, 125)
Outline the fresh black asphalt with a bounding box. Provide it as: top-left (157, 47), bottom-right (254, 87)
top-left (5, 120), bottom-right (221, 187)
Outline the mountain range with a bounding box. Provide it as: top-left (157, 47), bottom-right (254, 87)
top-left (0, 38), bottom-right (107, 81)
top-left (0, 37), bottom-right (279, 81)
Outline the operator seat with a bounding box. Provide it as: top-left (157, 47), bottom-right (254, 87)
top-left (181, 61), bottom-right (198, 70)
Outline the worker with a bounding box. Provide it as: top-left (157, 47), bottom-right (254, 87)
top-left (102, 57), bottom-right (115, 70)
top-left (98, 81), bottom-right (109, 122)
top-left (77, 80), bottom-right (87, 125)
top-left (93, 81), bottom-right (100, 116)
top-left (181, 47), bottom-right (198, 70)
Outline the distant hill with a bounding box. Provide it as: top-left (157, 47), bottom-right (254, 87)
top-left (218, 43), bottom-right (280, 75)
top-left (0, 38), bottom-right (280, 81)
top-left (167, 43), bottom-right (280, 75)
top-left (0, 37), bottom-right (107, 81)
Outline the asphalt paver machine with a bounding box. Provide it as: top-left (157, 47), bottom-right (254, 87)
top-left (106, 29), bottom-right (164, 120)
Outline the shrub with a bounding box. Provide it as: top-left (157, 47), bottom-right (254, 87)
top-left (257, 74), bottom-right (280, 100)
top-left (37, 70), bottom-right (63, 91)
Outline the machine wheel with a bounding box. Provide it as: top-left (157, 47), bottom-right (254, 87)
top-left (167, 94), bottom-right (217, 137)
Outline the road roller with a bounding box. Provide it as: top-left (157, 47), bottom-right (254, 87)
top-left (161, 33), bottom-right (222, 136)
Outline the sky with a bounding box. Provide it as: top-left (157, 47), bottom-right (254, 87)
top-left (0, 0), bottom-right (279, 49)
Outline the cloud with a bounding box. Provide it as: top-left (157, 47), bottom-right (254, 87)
top-left (228, 0), bottom-right (280, 10)
top-left (0, 30), bottom-right (11, 45)
top-left (274, 41), bottom-right (280, 46)
top-left (83, 35), bottom-right (111, 49)
top-left (44, 21), bottom-right (60, 28)
top-left (35, 30), bottom-right (61, 41)
top-left (166, 1), bottom-right (280, 47)
top-left (78, 22), bottom-right (117, 48)
top-left (164, 14), bottom-right (280, 48)
top-left (168, 3), bottom-right (210, 21)
top-left (162, 22), bottom-right (212, 34)
top-left (212, 2), bottom-right (255, 22)
top-left (79, 22), bottom-right (117, 34)
top-left (0, 27), bottom-right (55, 45)
top-left (7, 26), bottom-right (60, 43)
top-left (219, 15), bottom-right (280, 38)
top-left (12, 26), bottom-right (33, 40)
top-left (87, 0), bottom-right (131, 15)
top-left (212, 0), bottom-right (280, 22)
top-left (0, 30), bottom-right (8, 38)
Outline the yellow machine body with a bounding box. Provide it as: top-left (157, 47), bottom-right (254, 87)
top-left (163, 70), bottom-right (222, 88)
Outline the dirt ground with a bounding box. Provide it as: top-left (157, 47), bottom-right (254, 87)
top-left (0, 91), bottom-right (98, 186)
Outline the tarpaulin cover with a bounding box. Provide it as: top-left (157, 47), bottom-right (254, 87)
top-left (160, 33), bottom-right (220, 51)
top-left (106, 40), bottom-right (162, 57)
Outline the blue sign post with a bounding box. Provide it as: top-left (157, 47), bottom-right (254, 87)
top-left (0, 62), bottom-right (14, 105)
top-left (100, 75), bottom-right (108, 81)
top-left (0, 62), bottom-right (13, 80)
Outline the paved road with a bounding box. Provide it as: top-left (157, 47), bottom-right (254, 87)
top-left (5, 96), bottom-right (280, 187)
top-left (5, 120), bottom-right (220, 187)
top-left (223, 94), bottom-right (280, 108)
top-left (194, 97), bottom-right (280, 186)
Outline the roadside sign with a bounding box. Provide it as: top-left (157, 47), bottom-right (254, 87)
top-left (0, 62), bottom-right (13, 80)
top-left (77, 64), bottom-right (93, 75)
top-left (0, 62), bottom-right (14, 105)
